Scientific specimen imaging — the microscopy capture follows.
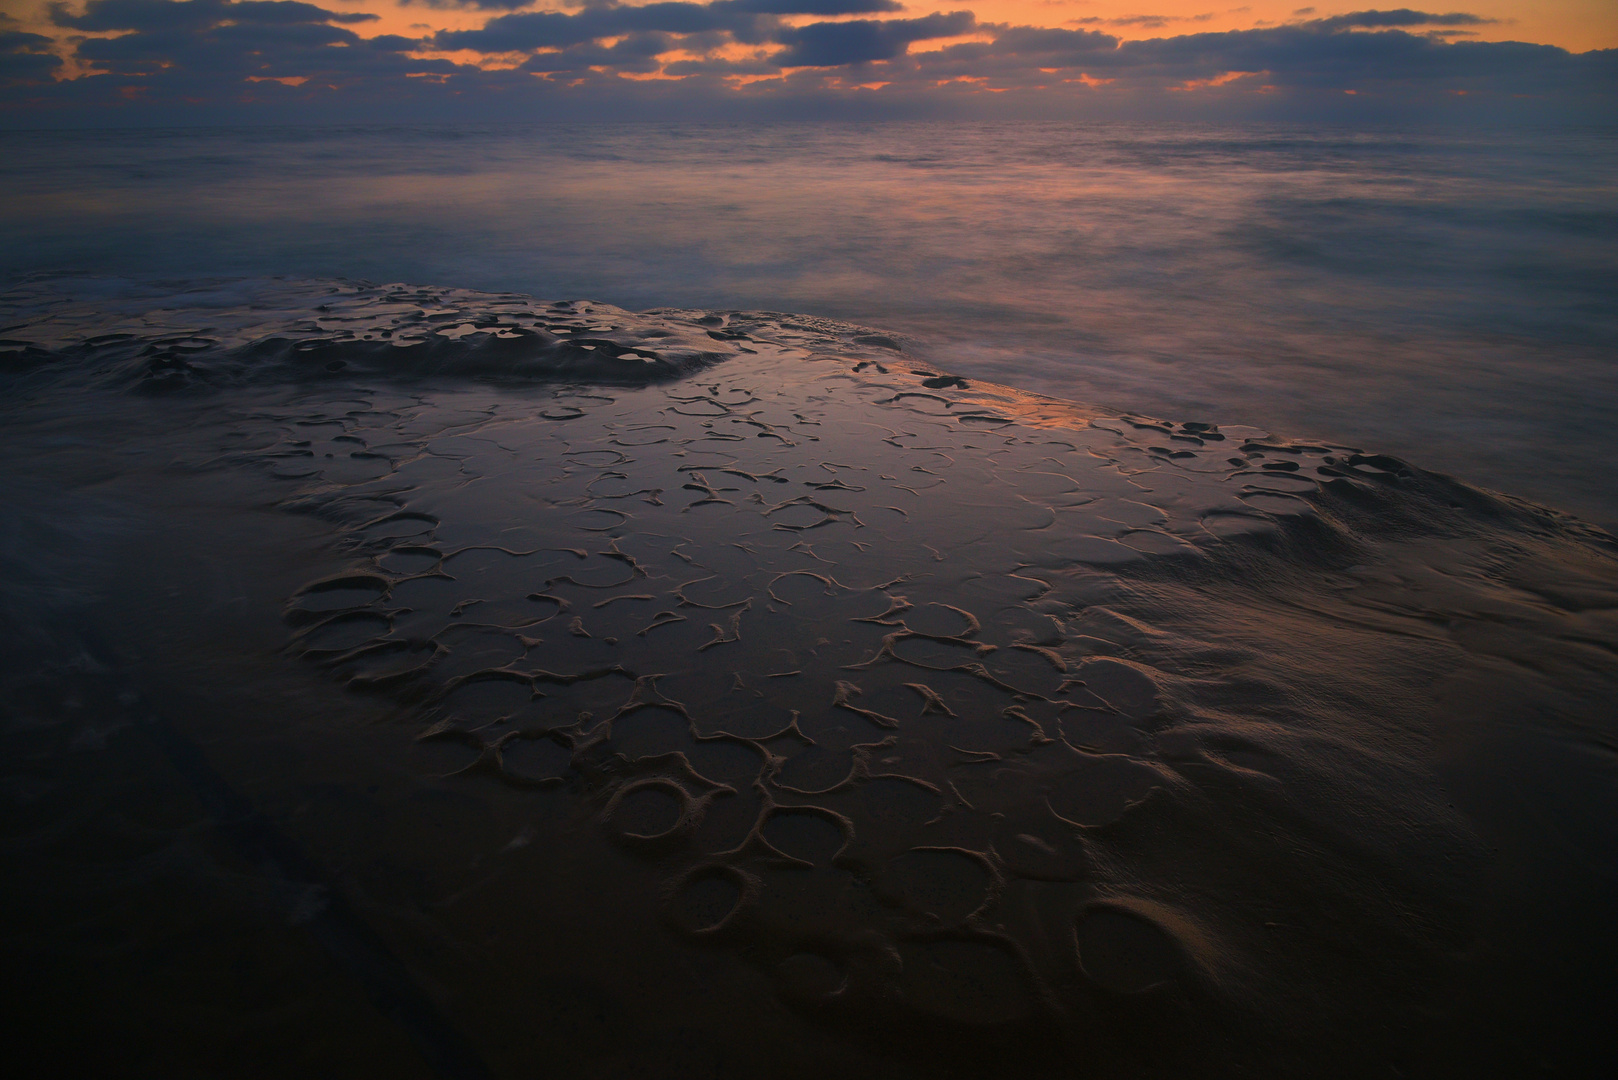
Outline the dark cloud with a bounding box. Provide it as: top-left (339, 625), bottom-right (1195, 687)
top-left (433, 0), bottom-right (902, 53)
top-left (45, 0), bottom-right (442, 93)
top-left (7, 1), bottom-right (1613, 124)
top-left (1312, 9), bottom-right (1494, 31)
top-left (522, 30), bottom-right (677, 73)
top-left (941, 25), bottom-right (1118, 65)
top-left (432, 10), bottom-right (601, 51)
top-left (1103, 22), bottom-right (1536, 88)
top-left (401, 0), bottom-right (541, 11)
top-left (914, 17), bottom-right (1585, 98)
top-left (661, 52), bottom-right (779, 76)
top-left (50, 0), bottom-right (378, 31)
top-left (1, 29), bottom-right (63, 86)
top-left (0, 29), bottom-right (53, 49)
top-left (365, 35), bottom-right (427, 53)
top-left (436, 4), bottom-right (741, 52)
top-left (772, 12), bottom-right (974, 67)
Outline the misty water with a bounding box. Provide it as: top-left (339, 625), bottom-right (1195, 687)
top-left (3, 120), bottom-right (1615, 527)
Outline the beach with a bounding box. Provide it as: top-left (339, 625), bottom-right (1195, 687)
top-left (3, 276), bottom-right (1615, 1077)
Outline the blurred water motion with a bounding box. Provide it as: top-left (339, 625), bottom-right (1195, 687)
top-left (3, 121), bottom-right (1615, 526)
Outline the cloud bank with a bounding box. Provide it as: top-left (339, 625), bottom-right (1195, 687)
top-left (4, 3), bottom-right (1613, 124)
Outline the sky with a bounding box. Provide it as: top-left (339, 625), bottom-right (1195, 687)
top-left (1, 1), bottom-right (1614, 123)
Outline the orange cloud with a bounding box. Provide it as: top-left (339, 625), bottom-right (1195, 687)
top-left (1168, 69), bottom-right (1266, 91)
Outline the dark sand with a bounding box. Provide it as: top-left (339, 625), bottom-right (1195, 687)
top-left (2, 278), bottom-right (1615, 1078)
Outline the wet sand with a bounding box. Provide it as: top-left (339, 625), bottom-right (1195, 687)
top-left (3, 279), bottom-right (1615, 1078)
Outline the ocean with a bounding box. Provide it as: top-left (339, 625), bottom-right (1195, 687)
top-left (4, 120), bottom-right (1616, 526)
top-left (3, 122), bottom-right (1617, 1078)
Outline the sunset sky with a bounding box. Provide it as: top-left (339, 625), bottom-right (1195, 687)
top-left (2, 1), bottom-right (1614, 121)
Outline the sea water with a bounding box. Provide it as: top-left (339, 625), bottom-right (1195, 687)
top-left (3, 120), bottom-right (1615, 526)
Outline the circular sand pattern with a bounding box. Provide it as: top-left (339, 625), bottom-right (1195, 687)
top-left (604, 780), bottom-right (693, 845)
top-left (1075, 904), bottom-right (1184, 995)
top-left (6, 277), bottom-right (1618, 1076)
top-left (666, 864), bottom-right (754, 936)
